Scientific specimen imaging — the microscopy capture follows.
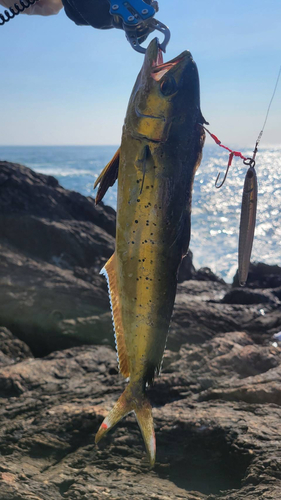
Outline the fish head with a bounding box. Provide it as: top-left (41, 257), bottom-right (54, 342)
top-left (125, 37), bottom-right (205, 143)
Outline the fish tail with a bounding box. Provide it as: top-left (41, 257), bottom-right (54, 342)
top-left (95, 382), bottom-right (156, 466)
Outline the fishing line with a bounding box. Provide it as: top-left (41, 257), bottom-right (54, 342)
top-left (249, 64), bottom-right (281, 166)
top-left (200, 65), bottom-right (280, 287)
top-left (199, 63), bottom-right (281, 186)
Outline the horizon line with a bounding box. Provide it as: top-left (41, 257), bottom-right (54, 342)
top-left (0, 143), bottom-right (280, 149)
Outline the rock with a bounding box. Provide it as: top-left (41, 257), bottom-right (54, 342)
top-left (0, 326), bottom-right (33, 365)
top-left (221, 288), bottom-right (275, 305)
top-left (271, 286), bottom-right (281, 301)
top-left (0, 162), bottom-right (116, 355)
top-left (0, 161), bottom-right (116, 237)
top-left (0, 331), bottom-right (281, 499)
top-left (193, 267), bottom-right (226, 284)
top-left (233, 262), bottom-right (281, 289)
top-left (0, 242), bottom-right (114, 356)
top-left (1, 161), bottom-right (281, 498)
top-left (168, 280), bottom-right (281, 350)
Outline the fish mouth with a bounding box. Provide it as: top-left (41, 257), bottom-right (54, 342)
top-left (150, 44), bottom-right (192, 82)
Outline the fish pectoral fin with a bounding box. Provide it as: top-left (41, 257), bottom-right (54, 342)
top-left (95, 383), bottom-right (156, 467)
top-left (94, 147), bottom-right (120, 205)
top-left (136, 144), bottom-right (150, 195)
top-left (101, 253), bottom-right (129, 378)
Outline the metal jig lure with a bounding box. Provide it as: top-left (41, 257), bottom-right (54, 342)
top-left (238, 65), bottom-right (281, 286)
top-left (238, 160), bottom-right (258, 286)
top-left (200, 64), bottom-right (280, 286)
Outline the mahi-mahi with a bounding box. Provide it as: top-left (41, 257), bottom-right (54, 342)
top-left (94, 38), bottom-right (206, 466)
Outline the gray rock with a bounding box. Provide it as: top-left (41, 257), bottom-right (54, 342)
top-left (0, 334), bottom-right (280, 499)
top-left (233, 262), bottom-right (281, 289)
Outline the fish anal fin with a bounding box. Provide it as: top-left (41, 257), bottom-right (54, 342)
top-left (94, 148), bottom-right (120, 205)
top-left (101, 253), bottom-right (129, 378)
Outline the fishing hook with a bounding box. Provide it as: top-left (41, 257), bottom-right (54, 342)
top-left (215, 152), bottom-right (233, 189)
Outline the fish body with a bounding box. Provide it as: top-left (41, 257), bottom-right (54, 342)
top-left (238, 166), bottom-right (258, 286)
top-left (95, 38), bottom-right (205, 465)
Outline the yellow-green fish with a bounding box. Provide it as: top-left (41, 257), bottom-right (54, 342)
top-left (94, 38), bottom-right (205, 466)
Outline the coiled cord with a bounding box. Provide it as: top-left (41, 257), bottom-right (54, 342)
top-left (0, 0), bottom-right (41, 26)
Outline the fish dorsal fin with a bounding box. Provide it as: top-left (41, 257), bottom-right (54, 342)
top-left (100, 253), bottom-right (129, 378)
top-left (94, 148), bottom-right (120, 205)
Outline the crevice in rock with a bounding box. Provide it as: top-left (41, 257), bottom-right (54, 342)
top-left (155, 425), bottom-right (253, 495)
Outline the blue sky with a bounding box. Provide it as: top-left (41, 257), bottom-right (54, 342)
top-left (0, 0), bottom-right (280, 146)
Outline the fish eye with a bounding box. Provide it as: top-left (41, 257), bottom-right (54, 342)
top-left (160, 76), bottom-right (177, 96)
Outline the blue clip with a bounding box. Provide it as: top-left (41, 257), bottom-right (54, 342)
top-left (109, 0), bottom-right (155, 26)
top-left (109, 0), bottom-right (170, 54)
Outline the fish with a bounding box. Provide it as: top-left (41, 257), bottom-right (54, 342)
top-left (94, 38), bottom-right (206, 466)
top-left (238, 166), bottom-right (258, 286)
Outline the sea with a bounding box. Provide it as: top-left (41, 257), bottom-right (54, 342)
top-left (0, 145), bottom-right (280, 283)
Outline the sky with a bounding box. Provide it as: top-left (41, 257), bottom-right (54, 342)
top-left (0, 0), bottom-right (280, 146)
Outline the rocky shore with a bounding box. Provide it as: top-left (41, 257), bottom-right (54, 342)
top-left (0, 161), bottom-right (281, 499)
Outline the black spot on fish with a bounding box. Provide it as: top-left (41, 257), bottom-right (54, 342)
top-left (135, 220), bottom-right (138, 223)
top-left (137, 199), bottom-right (140, 202)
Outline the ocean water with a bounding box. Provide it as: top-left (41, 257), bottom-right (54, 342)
top-left (1, 144), bottom-right (280, 282)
